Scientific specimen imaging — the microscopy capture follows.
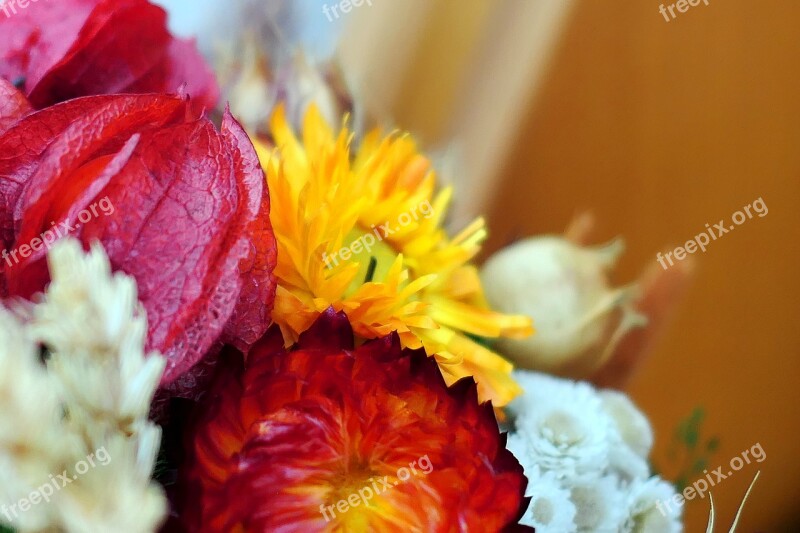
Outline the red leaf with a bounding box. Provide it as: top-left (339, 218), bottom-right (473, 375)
top-left (27, 0), bottom-right (171, 107)
top-left (1, 94), bottom-right (276, 386)
top-left (0, 0), bottom-right (98, 90)
top-left (219, 109), bottom-right (277, 351)
top-left (0, 93), bottom-right (185, 256)
top-left (0, 0), bottom-right (218, 112)
top-left (126, 38), bottom-right (220, 115)
top-left (0, 78), bottom-right (31, 135)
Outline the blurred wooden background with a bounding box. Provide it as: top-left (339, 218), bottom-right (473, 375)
top-left (342, 0), bottom-right (800, 530)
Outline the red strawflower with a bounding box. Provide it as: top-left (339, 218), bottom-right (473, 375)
top-left (0, 92), bottom-right (276, 387)
top-left (0, 0), bottom-right (218, 112)
top-left (184, 309), bottom-right (528, 532)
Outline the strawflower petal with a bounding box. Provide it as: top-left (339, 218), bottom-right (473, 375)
top-left (257, 105), bottom-right (533, 406)
top-left (183, 310), bottom-right (528, 532)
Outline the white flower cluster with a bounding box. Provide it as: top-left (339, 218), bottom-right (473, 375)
top-left (0, 239), bottom-right (167, 533)
top-left (508, 371), bottom-right (683, 533)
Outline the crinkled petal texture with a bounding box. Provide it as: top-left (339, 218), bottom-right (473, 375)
top-left (0, 0), bottom-right (218, 112)
top-left (257, 105), bottom-right (533, 408)
top-left (0, 93), bottom-right (276, 386)
top-left (0, 78), bottom-right (31, 134)
top-left (185, 309), bottom-right (528, 532)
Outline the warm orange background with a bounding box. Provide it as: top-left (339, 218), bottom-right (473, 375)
top-left (485, 1), bottom-right (800, 530)
top-left (348, 0), bottom-right (800, 530)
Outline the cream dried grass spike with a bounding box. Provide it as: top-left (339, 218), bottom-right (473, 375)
top-left (705, 471), bottom-right (760, 533)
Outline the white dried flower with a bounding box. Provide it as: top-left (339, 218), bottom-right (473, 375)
top-left (621, 477), bottom-right (683, 533)
top-left (31, 241), bottom-right (166, 439)
top-left (509, 371), bottom-right (616, 478)
top-left (600, 390), bottom-right (654, 458)
top-left (481, 236), bottom-right (647, 376)
top-left (607, 441), bottom-right (651, 484)
top-left (568, 475), bottom-right (626, 532)
top-left (0, 308), bottom-right (75, 531)
top-left (600, 389), bottom-right (653, 482)
top-left (514, 464), bottom-right (577, 532)
top-left (0, 239), bottom-right (167, 532)
top-left (57, 435), bottom-right (166, 533)
top-left (508, 371), bottom-right (681, 532)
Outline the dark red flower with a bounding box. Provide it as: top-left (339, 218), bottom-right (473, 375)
top-left (0, 0), bottom-right (218, 112)
top-left (183, 309), bottom-right (528, 532)
top-left (0, 92), bottom-right (276, 386)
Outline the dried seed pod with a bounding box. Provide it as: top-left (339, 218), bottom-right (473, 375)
top-left (481, 236), bottom-right (647, 377)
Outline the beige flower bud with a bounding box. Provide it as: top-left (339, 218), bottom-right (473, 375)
top-left (481, 236), bottom-right (646, 377)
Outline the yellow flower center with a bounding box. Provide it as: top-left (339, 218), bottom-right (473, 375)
top-left (327, 465), bottom-right (375, 503)
top-left (343, 227), bottom-right (403, 297)
top-left (543, 411), bottom-right (584, 446)
top-left (260, 104), bottom-right (534, 407)
top-left (324, 465), bottom-right (396, 530)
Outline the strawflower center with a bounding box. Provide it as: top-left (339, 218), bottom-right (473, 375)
top-left (343, 227), bottom-right (404, 296)
top-left (326, 464), bottom-right (377, 505)
top-left (543, 411), bottom-right (585, 446)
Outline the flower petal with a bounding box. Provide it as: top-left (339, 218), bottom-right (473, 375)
top-left (0, 78), bottom-right (31, 135)
top-left (1, 94), bottom-right (275, 387)
top-left (0, 0), bottom-right (218, 112)
top-left (183, 310), bottom-right (528, 531)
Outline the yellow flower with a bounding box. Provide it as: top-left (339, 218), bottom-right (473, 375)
top-left (254, 105), bottom-right (533, 406)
